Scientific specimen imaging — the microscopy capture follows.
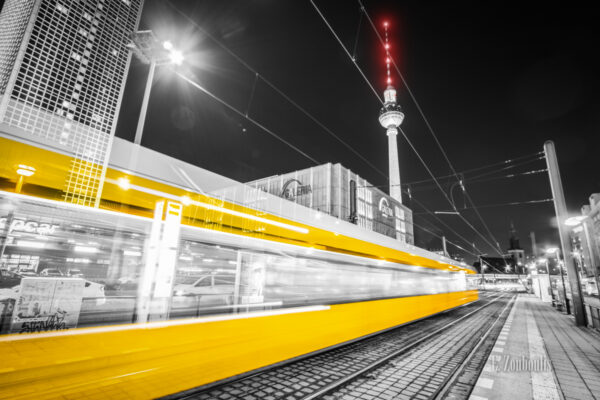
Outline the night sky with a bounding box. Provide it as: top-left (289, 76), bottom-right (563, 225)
top-left (115, 1), bottom-right (600, 262)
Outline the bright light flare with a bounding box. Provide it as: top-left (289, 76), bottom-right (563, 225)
top-left (169, 50), bottom-right (184, 66)
top-left (74, 245), bottom-right (98, 253)
top-left (545, 247), bottom-right (559, 254)
top-left (181, 195), bottom-right (192, 206)
top-left (163, 41), bottom-right (173, 50)
top-left (16, 164), bottom-right (36, 176)
top-left (17, 240), bottom-right (45, 249)
top-left (565, 216), bottom-right (586, 226)
top-left (117, 177), bottom-right (130, 190)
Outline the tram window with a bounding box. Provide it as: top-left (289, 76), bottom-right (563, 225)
top-left (194, 276), bottom-right (212, 287)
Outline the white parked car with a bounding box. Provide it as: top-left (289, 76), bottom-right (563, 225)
top-left (173, 275), bottom-right (235, 305)
top-left (83, 280), bottom-right (106, 305)
top-left (40, 268), bottom-right (63, 276)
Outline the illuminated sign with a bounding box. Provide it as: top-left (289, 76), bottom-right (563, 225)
top-left (378, 198), bottom-right (394, 218)
top-left (281, 179), bottom-right (312, 200)
top-left (0, 217), bottom-right (59, 235)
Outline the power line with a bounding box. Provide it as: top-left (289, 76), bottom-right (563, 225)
top-left (403, 151), bottom-right (545, 186)
top-left (175, 71), bottom-right (320, 164)
top-left (414, 198), bottom-right (553, 214)
top-left (468, 155), bottom-right (546, 181)
top-left (411, 219), bottom-right (479, 258)
top-left (360, 167), bottom-right (548, 192)
top-left (309, 0), bottom-right (383, 103)
top-left (165, 0), bottom-right (389, 181)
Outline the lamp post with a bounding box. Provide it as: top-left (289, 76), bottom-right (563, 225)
top-left (538, 257), bottom-right (554, 303)
top-left (127, 31), bottom-right (184, 146)
top-left (544, 140), bottom-right (585, 325)
top-left (546, 247), bottom-right (569, 313)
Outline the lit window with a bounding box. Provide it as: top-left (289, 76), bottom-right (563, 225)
top-left (78, 28), bottom-right (88, 37)
top-left (56, 3), bottom-right (68, 14)
top-left (111, 49), bottom-right (118, 56)
top-left (71, 52), bottom-right (82, 62)
top-left (62, 100), bottom-right (70, 108)
top-left (83, 12), bottom-right (92, 21)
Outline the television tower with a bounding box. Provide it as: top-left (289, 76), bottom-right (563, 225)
top-left (378, 21), bottom-right (405, 203)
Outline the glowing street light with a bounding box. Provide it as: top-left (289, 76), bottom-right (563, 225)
top-left (545, 247), bottom-right (559, 255)
top-left (565, 216), bottom-right (587, 226)
top-left (127, 30), bottom-right (184, 146)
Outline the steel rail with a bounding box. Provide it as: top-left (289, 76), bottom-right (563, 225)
top-left (301, 293), bottom-right (508, 400)
top-left (432, 294), bottom-right (516, 400)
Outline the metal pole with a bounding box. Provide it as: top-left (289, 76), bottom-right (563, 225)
top-left (134, 59), bottom-right (156, 146)
top-left (544, 140), bottom-right (586, 325)
top-left (546, 259), bottom-right (554, 304)
top-left (479, 255), bottom-right (485, 291)
top-left (442, 235), bottom-right (448, 257)
top-left (559, 256), bottom-right (570, 314)
top-left (530, 231), bottom-right (538, 257)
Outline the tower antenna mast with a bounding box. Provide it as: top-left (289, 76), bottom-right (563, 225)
top-left (384, 21), bottom-right (392, 85)
top-left (378, 20), bottom-right (405, 203)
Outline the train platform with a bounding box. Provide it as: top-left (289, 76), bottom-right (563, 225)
top-left (470, 294), bottom-right (600, 400)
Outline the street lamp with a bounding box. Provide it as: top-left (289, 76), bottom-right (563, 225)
top-left (546, 247), bottom-right (569, 313)
top-left (538, 256), bottom-right (554, 303)
top-left (127, 30), bottom-right (184, 146)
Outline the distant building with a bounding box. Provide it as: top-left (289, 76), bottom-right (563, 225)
top-left (0, 0), bottom-right (143, 206)
top-left (507, 222), bottom-right (525, 270)
top-left (246, 163), bottom-right (414, 244)
top-left (475, 223), bottom-right (527, 274)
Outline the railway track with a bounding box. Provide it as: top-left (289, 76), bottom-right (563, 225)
top-left (167, 292), bottom-right (513, 400)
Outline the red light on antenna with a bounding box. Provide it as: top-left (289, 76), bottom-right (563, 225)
top-left (385, 44), bottom-right (390, 50)
top-left (383, 21), bottom-right (388, 27)
top-left (386, 57), bottom-right (390, 63)
top-left (387, 77), bottom-right (392, 84)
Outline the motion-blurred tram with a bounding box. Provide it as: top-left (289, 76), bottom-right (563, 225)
top-left (0, 134), bottom-right (477, 399)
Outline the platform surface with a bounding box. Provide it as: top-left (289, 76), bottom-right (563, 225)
top-left (470, 294), bottom-right (600, 400)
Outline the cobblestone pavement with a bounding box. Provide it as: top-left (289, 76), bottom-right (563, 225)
top-left (169, 293), bottom-right (506, 400)
top-left (320, 296), bottom-right (513, 400)
top-left (530, 299), bottom-right (600, 400)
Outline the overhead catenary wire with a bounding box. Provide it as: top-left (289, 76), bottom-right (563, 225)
top-left (414, 198), bottom-right (554, 215)
top-left (404, 151), bottom-right (545, 186)
top-left (165, 0), bottom-right (389, 181)
top-left (175, 71), bottom-right (320, 164)
top-left (410, 220), bottom-right (479, 257)
top-left (360, 167), bottom-right (548, 192)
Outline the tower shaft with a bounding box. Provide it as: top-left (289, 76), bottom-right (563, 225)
top-left (387, 127), bottom-right (402, 202)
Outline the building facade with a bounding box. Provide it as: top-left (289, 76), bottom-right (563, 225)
top-left (247, 163), bottom-right (414, 244)
top-left (0, 0), bottom-right (143, 206)
top-left (574, 193), bottom-right (600, 295)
